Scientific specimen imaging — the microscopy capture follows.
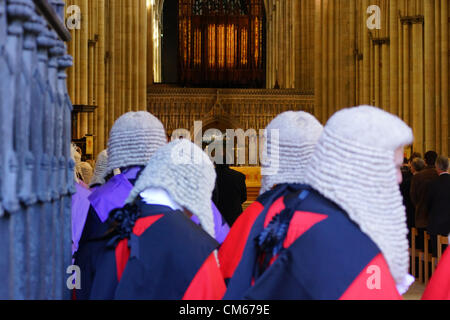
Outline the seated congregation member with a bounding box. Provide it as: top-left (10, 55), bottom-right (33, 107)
top-left (89, 150), bottom-right (108, 192)
top-left (224, 106), bottom-right (414, 300)
top-left (74, 111), bottom-right (167, 300)
top-left (89, 139), bottom-right (225, 300)
top-left (219, 111), bottom-right (323, 284)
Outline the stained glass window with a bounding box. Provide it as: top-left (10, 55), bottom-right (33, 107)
top-left (178, 0), bottom-right (265, 88)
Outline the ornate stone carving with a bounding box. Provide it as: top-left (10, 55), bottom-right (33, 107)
top-left (147, 86), bottom-right (314, 165)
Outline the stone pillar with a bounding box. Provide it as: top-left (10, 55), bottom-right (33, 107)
top-left (402, 21), bottom-right (410, 125)
top-left (79, 0), bottom-right (88, 137)
top-left (441, 0), bottom-right (449, 155)
top-left (96, 0), bottom-right (106, 152)
top-left (362, 0), bottom-right (370, 105)
top-left (389, 0), bottom-right (399, 115)
top-left (321, 0), bottom-right (328, 121)
top-left (412, 21), bottom-right (424, 154)
top-left (424, 0), bottom-right (436, 151)
top-left (314, 0), bottom-right (322, 122)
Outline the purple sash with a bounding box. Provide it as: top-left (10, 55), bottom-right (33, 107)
top-left (72, 182), bottom-right (92, 255)
top-left (191, 201), bottom-right (230, 244)
top-left (88, 174), bottom-right (134, 223)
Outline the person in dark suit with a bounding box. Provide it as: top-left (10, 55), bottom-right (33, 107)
top-left (410, 151), bottom-right (439, 250)
top-left (401, 156), bottom-right (425, 245)
top-left (427, 156), bottom-right (450, 256)
top-left (213, 162), bottom-right (247, 227)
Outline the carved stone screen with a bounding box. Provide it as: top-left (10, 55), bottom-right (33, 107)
top-left (178, 0), bottom-right (265, 88)
top-left (0, 0), bottom-right (73, 299)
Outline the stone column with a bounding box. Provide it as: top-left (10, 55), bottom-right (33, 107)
top-left (314, 0), bottom-right (323, 122)
top-left (389, 0), bottom-right (399, 115)
top-left (440, 0), bottom-right (449, 155)
top-left (96, 0), bottom-right (106, 151)
top-left (139, 0), bottom-right (147, 110)
top-left (402, 21), bottom-right (410, 125)
top-left (412, 21), bottom-right (424, 154)
top-left (424, 0), bottom-right (436, 151)
top-left (79, 0), bottom-right (88, 137)
top-left (321, 0), bottom-right (329, 121)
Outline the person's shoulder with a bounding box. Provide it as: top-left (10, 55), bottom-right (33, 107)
top-left (227, 168), bottom-right (247, 182)
top-left (440, 173), bottom-right (450, 180)
top-left (413, 170), bottom-right (426, 179)
top-left (160, 210), bottom-right (219, 246)
top-left (411, 169), bottom-right (431, 183)
top-left (293, 190), bottom-right (379, 251)
top-left (423, 167), bottom-right (439, 178)
top-left (228, 167), bottom-right (245, 176)
top-left (436, 174), bottom-right (450, 187)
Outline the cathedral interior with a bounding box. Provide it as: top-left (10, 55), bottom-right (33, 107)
top-left (0, 0), bottom-right (449, 300)
top-left (68, 0), bottom-right (450, 206)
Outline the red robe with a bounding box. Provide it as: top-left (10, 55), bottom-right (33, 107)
top-left (223, 187), bottom-right (402, 300)
top-left (422, 246), bottom-right (450, 300)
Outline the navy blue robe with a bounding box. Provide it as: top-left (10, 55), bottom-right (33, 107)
top-left (90, 201), bottom-right (225, 300)
top-left (224, 187), bottom-right (401, 300)
top-left (219, 184), bottom-right (304, 283)
top-left (74, 167), bottom-right (142, 300)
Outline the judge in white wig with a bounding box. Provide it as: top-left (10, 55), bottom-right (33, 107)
top-left (260, 111), bottom-right (323, 195)
top-left (89, 150), bottom-right (108, 189)
top-left (305, 105), bottom-right (414, 290)
top-left (127, 138), bottom-right (217, 241)
top-left (89, 139), bottom-right (226, 300)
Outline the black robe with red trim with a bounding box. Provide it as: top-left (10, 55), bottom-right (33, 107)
top-left (219, 184), bottom-right (303, 283)
top-left (89, 200), bottom-right (226, 300)
top-left (74, 168), bottom-right (142, 300)
top-left (224, 187), bottom-right (402, 300)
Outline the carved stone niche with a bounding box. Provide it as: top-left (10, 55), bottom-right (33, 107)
top-left (147, 87), bottom-right (315, 166)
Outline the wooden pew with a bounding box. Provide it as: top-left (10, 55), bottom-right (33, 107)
top-left (411, 228), bottom-right (424, 283)
top-left (437, 235), bottom-right (449, 263)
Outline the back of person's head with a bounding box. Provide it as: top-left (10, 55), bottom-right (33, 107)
top-left (77, 162), bottom-right (93, 185)
top-left (106, 111), bottom-right (167, 177)
top-left (72, 145), bottom-right (82, 165)
top-left (212, 139), bottom-right (230, 169)
top-left (424, 151), bottom-right (438, 167)
top-left (411, 157), bottom-right (425, 173)
top-left (127, 139), bottom-right (217, 239)
top-left (260, 111), bottom-right (323, 194)
top-left (436, 155), bottom-right (449, 173)
top-left (71, 143), bottom-right (81, 183)
top-left (305, 105), bottom-right (413, 286)
top-left (409, 152), bottom-right (421, 162)
top-left (90, 150), bottom-right (108, 187)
